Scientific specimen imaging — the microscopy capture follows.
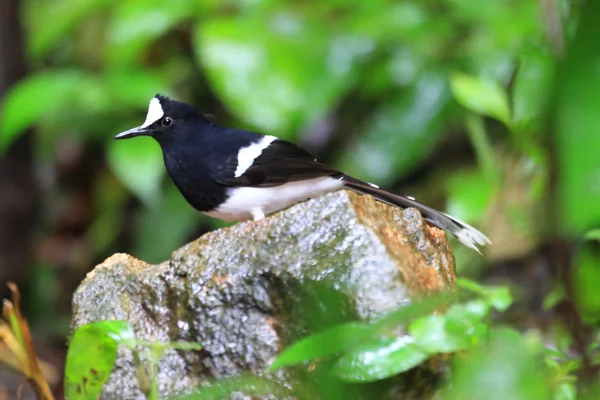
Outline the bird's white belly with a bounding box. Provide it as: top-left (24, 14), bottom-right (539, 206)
top-left (204, 176), bottom-right (343, 221)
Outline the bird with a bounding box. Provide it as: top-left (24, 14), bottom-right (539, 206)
top-left (114, 94), bottom-right (491, 253)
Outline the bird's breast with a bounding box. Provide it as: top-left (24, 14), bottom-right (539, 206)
top-left (162, 151), bottom-right (227, 212)
top-left (206, 176), bottom-right (344, 221)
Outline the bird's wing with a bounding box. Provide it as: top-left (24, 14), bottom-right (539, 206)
top-left (214, 139), bottom-right (341, 188)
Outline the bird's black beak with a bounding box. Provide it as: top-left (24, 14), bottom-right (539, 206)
top-left (114, 125), bottom-right (151, 140)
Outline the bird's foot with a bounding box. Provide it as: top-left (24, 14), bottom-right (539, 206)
top-left (251, 208), bottom-right (265, 221)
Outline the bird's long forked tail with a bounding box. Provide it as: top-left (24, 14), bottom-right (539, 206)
top-left (340, 175), bottom-right (491, 253)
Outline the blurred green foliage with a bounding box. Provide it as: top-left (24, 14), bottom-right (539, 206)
top-left (1, 0), bottom-right (571, 264)
top-left (2, 0), bottom-right (600, 398)
top-left (555, 0), bottom-right (600, 235)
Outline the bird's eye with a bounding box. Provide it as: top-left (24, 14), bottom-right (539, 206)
top-left (161, 116), bottom-right (173, 127)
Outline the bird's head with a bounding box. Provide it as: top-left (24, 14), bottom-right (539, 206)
top-left (114, 94), bottom-right (209, 142)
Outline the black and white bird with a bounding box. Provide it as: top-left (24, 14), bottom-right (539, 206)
top-left (115, 95), bottom-right (491, 253)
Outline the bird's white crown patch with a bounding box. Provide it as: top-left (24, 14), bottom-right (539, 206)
top-left (141, 97), bottom-right (165, 128)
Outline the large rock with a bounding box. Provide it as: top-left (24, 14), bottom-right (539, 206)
top-left (71, 191), bottom-right (455, 399)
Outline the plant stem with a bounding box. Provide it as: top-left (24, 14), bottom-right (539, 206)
top-left (465, 113), bottom-right (501, 183)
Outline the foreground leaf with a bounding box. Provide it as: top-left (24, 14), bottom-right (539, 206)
top-left (409, 315), bottom-right (470, 354)
top-left (486, 287), bottom-right (513, 311)
top-left (269, 322), bottom-right (375, 371)
top-left (270, 290), bottom-right (455, 371)
top-left (444, 329), bottom-right (551, 400)
top-left (376, 290), bottom-right (457, 328)
top-left (333, 336), bottom-right (428, 382)
top-left (443, 301), bottom-right (489, 345)
top-left (175, 375), bottom-right (292, 400)
top-left (64, 320), bottom-right (135, 399)
top-left (410, 299), bottom-right (488, 356)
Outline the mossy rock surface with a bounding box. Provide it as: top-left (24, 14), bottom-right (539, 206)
top-left (72, 191), bottom-right (455, 399)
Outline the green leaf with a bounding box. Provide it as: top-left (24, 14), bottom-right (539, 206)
top-left (552, 324), bottom-right (574, 356)
top-left (584, 229), bottom-right (600, 242)
top-left (512, 49), bottom-right (556, 131)
top-left (572, 243), bottom-right (600, 322)
top-left (486, 286), bottom-right (513, 311)
top-left (444, 329), bottom-right (551, 400)
top-left (409, 314), bottom-right (471, 354)
top-left (333, 336), bottom-right (428, 382)
top-left (106, 0), bottom-right (194, 66)
top-left (447, 299), bottom-right (490, 321)
top-left (555, 1), bottom-right (600, 235)
top-left (64, 321), bottom-right (135, 399)
top-left (269, 322), bottom-right (375, 371)
top-left (162, 341), bottom-right (203, 351)
top-left (443, 301), bottom-right (489, 344)
top-left (375, 291), bottom-right (456, 330)
top-left (25, 0), bottom-right (114, 56)
top-left (0, 71), bottom-right (90, 154)
top-left (580, 383), bottom-right (600, 400)
top-left (544, 356), bottom-right (560, 371)
top-left (336, 72), bottom-right (454, 184)
top-left (562, 360), bottom-right (582, 375)
top-left (542, 285), bottom-right (566, 311)
top-left (555, 382), bottom-right (577, 400)
top-left (456, 277), bottom-right (487, 295)
top-left (271, 290), bottom-right (455, 371)
top-left (457, 278), bottom-right (513, 311)
top-left (175, 375), bottom-right (292, 400)
top-left (377, 290), bottom-right (457, 328)
top-left (450, 72), bottom-right (511, 127)
top-left (465, 113), bottom-right (502, 183)
top-left (194, 16), bottom-right (358, 136)
top-left (542, 346), bottom-right (563, 361)
top-left (107, 135), bottom-right (164, 206)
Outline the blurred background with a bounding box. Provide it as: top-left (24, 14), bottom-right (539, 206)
top-left (1, 0), bottom-right (600, 397)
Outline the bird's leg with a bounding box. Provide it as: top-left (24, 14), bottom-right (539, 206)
top-left (251, 208), bottom-right (265, 221)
